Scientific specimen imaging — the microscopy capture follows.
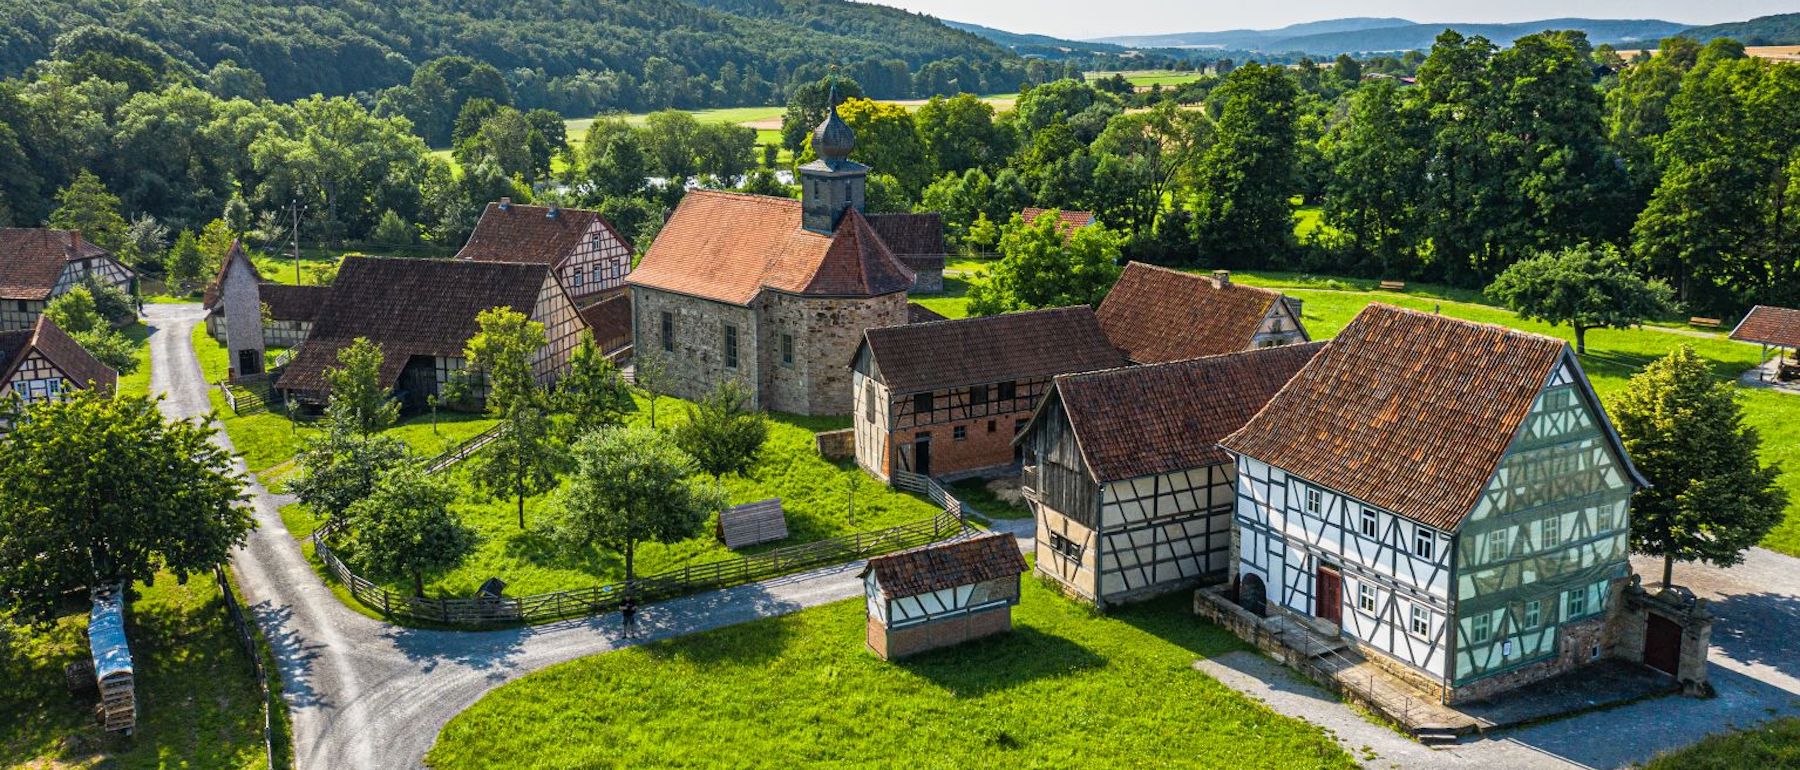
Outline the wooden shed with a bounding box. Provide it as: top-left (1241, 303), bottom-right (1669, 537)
top-left (717, 499), bottom-right (789, 549)
top-left (860, 532), bottom-right (1028, 660)
top-left (88, 585), bottom-right (136, 733)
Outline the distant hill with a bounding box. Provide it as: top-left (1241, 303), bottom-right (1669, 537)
top-left (941, 19), bottom-right (1130, 59)
top-left (1682, 13), bottom-right (1800, 46)
top-left (1091, 17), bottom-right (1686, 54)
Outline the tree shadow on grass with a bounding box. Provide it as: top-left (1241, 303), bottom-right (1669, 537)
top-left (896, 625), bottom-right (1106, 697)
top-left (1106, 591), bottom-right (1246, 660)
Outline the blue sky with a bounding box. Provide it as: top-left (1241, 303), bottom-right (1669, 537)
top-left (875, 1), bottom-right (1796, 41)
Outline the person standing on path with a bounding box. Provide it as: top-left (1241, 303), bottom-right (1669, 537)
top-left (620, 596), bottom-right (639, 638)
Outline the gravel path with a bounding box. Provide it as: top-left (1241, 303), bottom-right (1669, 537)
top-left (145, 304), bottom-right (876, 769)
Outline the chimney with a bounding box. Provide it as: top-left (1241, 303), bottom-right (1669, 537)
top-left (69, 229), bottom-right (83, 255)
top-left (546, 202), bottom-right (559, 219)
top-left (1211, 269), bottom-right (1231, 289)
top-left (499, 197), bottom-right (512, 211)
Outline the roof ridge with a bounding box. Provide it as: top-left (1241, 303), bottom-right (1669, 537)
top-left (871, 304), bottom-right (1091, 335)
top-left (1060, 340), bottom-right (1327, 385)
top-left (1362, 302), bottom-right (1566, 347)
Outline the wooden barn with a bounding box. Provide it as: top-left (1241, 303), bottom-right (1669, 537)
top-left (1016, 343), bottom-right (1321, 607)
top-left (1096, 263), bottom-right (1308, 364)
top-left (456, 199), bottom-right (635, 307)
top-left (850, 306), bottom-right (1125, 482)
top-left (1220, 304), bottom-right (1647, 704)
top-left (0, 315), bottom-right (117, 405)
top-left (0, 228), bottom-right (135, 332)
top-left (861, 532), bottom-right (1028, 660)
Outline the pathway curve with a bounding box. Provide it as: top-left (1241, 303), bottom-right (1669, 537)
top-left (145, 304), bottom-right (878, 769)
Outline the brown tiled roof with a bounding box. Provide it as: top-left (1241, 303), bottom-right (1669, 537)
top-left (1730, 305), bottom-right (1800, 348)
top-left (456, 202), bottom-right (629, 267)
top-left (1047, 343), bottom-right (1324, 482)
top-left (202, 241), bottom-right (260, 309)
top-left (1021, 207), bottom-right (1096, 234)
top-left (860, 532), bottom-right (1027, 599)
top-left (0, 315), bottom-right (116, 393)
top-left (261, 284), bottom-right (329, 323)
top-left (862, 306), bottom-right (1126, 395)
top-left (276, 257), bottom-right (548, 393)
top-left (626, 191), bottom-right (913, 306)
top-left (907, 302), bottom-right (947, 324)
top-left (1097, 263), bottom-right (1289, 364)
top-left (1221, 304), bottom-right (1578, 531)
top-left (865, 213), bottom-right (946, 256)
top-left (579, 292), bottom-right (633, 353)
top-left (0, 228), bottom-right (120, 301)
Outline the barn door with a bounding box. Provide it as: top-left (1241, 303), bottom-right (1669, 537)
top-left (1315, 564), bottom-right (1342, 626)
top-left (913, 433), bottom-right (932, 477)
top-left (1645, 614), bottom-right (1682, 676)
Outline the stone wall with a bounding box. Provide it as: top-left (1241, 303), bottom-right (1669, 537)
top-left (815, 428), bottom-right (855, 461)
top-left (1443, 576), bottom-right (1632, 705)
top-left (901, 256), bottom-right (944, 294)
top-left (1612, 577), bottom-right (1715, 696)
top-left (868, 604), bottom-right (1013, 661)
top-left (631, 287), bottom-right (759, 406)
top-left (760, 291), bottom-right (907, 416)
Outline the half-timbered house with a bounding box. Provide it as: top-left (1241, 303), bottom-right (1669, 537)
top-left (275, 257), bottom-right (584, 409)
top-left (203, 245), bottom-right (330, 364)
top-left (1016, 343), bottom-right (1321, 607)
top-left (1096, 263), bottom-right (1307, 364)
top-left (0, 228), bottom-right (135, 332)
top-left (861, 532), bottom-right (1028, 660)
top-left (457, 200), bottom-right (634, 306)
top-left (851, 306), bottom-right (1125, 482)
top-left (1219, 304), bottom-right (1647, 703)
top-left (0, 315), bottom-right (117, 404)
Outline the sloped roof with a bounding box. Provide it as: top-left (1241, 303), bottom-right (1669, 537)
top-left (0, 315), bottom-right (117, 393)
top-left (1730, 305), bottom-right (1800, 349)
top-left (0, 228), bottom-right (120, 301)
top-left (907, 302), bottom-right (947, 324)
top-left (862, 306), bottom-right (1125, 395)
top-left (1021, 207), bottom-right (1096, 235)
top-left (276, 257), bottom-right (549, 393)
top-left (626, 190), bottom-right (913, 306)
top-left (1221, 304), bottom-right (1585, 531)
top-left (202, 241), bottom-right (260, 309)
top-left (865, 213), bottom-right (947, 257)
top-left (262, 284), bottom-right (329, 323)
top-left (1097, 263), bottom-right (1290, 364)
top-left (860, 532), bottom-right (1027, 599)
top-left (1044, 343), bottom-right (1324, 482)
top-left (579, 292), bottom-right (633, 352)
top-left (456, 202), bottom-right (629, 266)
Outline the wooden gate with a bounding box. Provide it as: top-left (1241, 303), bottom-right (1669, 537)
top-left (1646, 613), bottom-right (1682, 676)
top-left (1315, 564), bottom-right (1342, 626)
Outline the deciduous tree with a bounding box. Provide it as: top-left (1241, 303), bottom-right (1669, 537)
top-left (1191, 64), bottom-right (1299, 267)
top-left (1486, 244), bottom-right (1673, 354)
top-left (673, 379), bottom-right (768, 479)
top-left (557, 330), bottom-right (633, 438)
top-left (966, 212), bottom-right (1122, 315)
top-left (345, 463), bottom-right (476, 597)
top-left (48, 169), bottom-right (127, 252)
top-left (324, 337), bottom-right (400, 435)
top-left (290, 426), bottom-right (412, 524)
top-left (552, 426), bottom-right (726, 588)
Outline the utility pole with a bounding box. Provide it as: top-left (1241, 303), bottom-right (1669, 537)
top-left (290, 199), bottom-right (303, 285)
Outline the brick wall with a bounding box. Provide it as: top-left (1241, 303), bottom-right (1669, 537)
top-left (893, 405), bottom-right (1028, 480)
top-left (869, 605), bottom-right (1015, 660)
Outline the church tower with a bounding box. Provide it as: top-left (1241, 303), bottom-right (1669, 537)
top-left (799, 96), bottom-right (868, 233)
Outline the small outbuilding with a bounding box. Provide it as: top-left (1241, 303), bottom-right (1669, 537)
top-left (860, 532), bottom-right (1028, 660)
top-left (1729, 305), bottom-right (1800, 381)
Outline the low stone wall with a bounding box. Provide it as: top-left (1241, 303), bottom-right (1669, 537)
top-left (869, 605), bottom-right (1012, 660)
top-left (901, 257), bottom-right (945, 294)
top-left (1613, 577), bottom-right (1715, 696)
top-left (815, 428), bottom-right (855, 461)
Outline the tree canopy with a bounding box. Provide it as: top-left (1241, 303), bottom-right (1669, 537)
top-left (1486, 244), bottom-right (1674, 354)
top-left (552, 426), bottom-right (727, 587)
top-left (967, 212), bottom-right (1123, 316)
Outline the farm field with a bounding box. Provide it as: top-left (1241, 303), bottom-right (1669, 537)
top-left (1087, 69), bottom-right (1208, 88)
top-left (0, 572), bottom-right (272, 769)
top-left (425, 580), bottom-right (1354, 769)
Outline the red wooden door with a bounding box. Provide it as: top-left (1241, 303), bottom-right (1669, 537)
top-left (1315, 565), bottom-right (1342, 626)
top-left (1646, 614), bottom-right (1682, 676)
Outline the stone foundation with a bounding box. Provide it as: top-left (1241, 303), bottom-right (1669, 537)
top-left (868, 605), bottom-right (1013, 660)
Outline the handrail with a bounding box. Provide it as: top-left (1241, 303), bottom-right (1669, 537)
top-left (425, 424), bottom-right (506, 474)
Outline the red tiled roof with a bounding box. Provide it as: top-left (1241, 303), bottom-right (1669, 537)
top-left (456, 202), bottom-right (630, 267)
top-left (1730, 305), bottom-right (1800, 349)
top-left (860, 532), bottom-right (1027, 599)
top-left (1021, 207), bottom-right (1096, 235)
top-left (862, 306), bottom-right (1125, 395)
top-left (907, 302), bottom-right (947, 324)
top-left (627, 190), bottom-right (913, 306)
top-left (865, 213), bottom-right (946, 256)
top-left (0, 315), bottom-right (116, 393)
top-left (1097, 263), bottom-right (1289, 364)
top-left (579, 292), bottom-right (633, 354)
top-left (1221, 304), bottom-right (1579, 531)
top-left (0, 228), bottom-right (121, 301)
top-left (276, 257), bottom-right (549, 393)
top-left (1047, 343), bottom-right (1323, 482)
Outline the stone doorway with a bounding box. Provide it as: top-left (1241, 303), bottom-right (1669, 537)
top-left (1645, 613), bottom-right (1682, 676)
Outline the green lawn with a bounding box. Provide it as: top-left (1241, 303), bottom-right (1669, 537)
top-left (1087, 69), bottom-right (1208, 88)
top-left (0, 573), bottom-right (269, 769)
top-left (1646, 718), bottom-right (1800, 769)
top-left (249, 248), bottom-right (342, 287)
top-left (116, 322), bottom-right (154, 398)
top-left (426, 579), bottom-right (1354, 769)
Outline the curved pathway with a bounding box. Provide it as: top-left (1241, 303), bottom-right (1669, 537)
top-left (146, 304), bottom-right (873, 769)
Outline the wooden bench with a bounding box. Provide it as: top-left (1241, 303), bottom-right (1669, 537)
top-left (1378, 280), bottom-right (1406, 291)
top-left (1688, 316), bottom-right (1723, 328)
top-left (718, 498), bottom-right (789, 549)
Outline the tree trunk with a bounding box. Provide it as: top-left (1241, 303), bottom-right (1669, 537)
top-left (1663, 553), bottom-right (1675, 589)
top-left (413, 569), bottom-right (425, 598)
top-left (1575, 325), bottom-right (1588, 356)
top-left (517, 491), bottom-right (526, 529)
top-left (649, 396), bottom-right (658, 429)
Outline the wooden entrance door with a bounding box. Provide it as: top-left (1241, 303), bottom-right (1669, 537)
top-left (1315, 564), bottom-right (1342, 626)
top-left (236, 348), bottom-right (262, 377)
top-left (913, 433), bottom-right (931, 477)
top-left (1646, 613), bottom-right (1682, 676)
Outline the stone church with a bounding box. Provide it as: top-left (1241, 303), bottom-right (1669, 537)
top-left (627, 102), bottom-right (944, 416)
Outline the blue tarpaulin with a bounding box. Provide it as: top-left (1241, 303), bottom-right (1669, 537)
top-left (89, 585), bottom-right (133, 680)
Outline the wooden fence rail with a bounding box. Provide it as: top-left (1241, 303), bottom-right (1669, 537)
top-left (425, 424), bottom-right (507, 474)
top-left (213, 567), bottom-right (279, 770)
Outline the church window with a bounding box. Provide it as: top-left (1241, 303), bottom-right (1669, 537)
top-left (1413, 526), bottom-right (1436, 560)
top-left (781, 334), bottom-right (794, 367)
top-left (1360, 507), bottom-right (1378, 538)
top-left (724, 324), bottom-right (739, 369)
top-left (660, 312), bottom-right (674, 352)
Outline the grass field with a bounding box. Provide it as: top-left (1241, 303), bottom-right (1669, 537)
top-left (1087, 69), bottom-right (1208, 88)
top-left (0, 573), bottom-right (269, 769)
top-left (116, 322), bottom-right (154, 398)
top-left (426, 579), bottom-right (1354, 769)
top-left (1645, 717), bottom-right (1800, 768)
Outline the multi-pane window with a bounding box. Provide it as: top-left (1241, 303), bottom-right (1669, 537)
top-left (1305, 487), bottom-right (1322, 514)
top-left (1488, 529), bottom-right (1509, 562)
top-left (781, 334), bottom-right (794, 367)
top-left (1597, 506), bottom-right (1616, 531)
top-left (1410, 605), bottom-right (1430, 637)
top-left (660, 312), bottom-right (674, 352)
top-left (1358, 583), bottom-right (1377, 612)
top-left (914, 392), bottom-right (934, 414)
top-left (1360, 507), bottom-right (1378, 538)
top-left (1523, 600), bottom-right (1542, 628)
top-left (723, 324), bottom-right (738, 369)
top-left (1414, 526), bottom-right (1436, 560)
top-left (1541, 517), bottom-right (1562, 549)
top-left (1565, 588), bottom-right (1588, 620)
top-left (997, 381), bottom-right (1016, 401)
top-left (953, 426), bottom-right (967, 441)
top-left (1048, 532), bottom-right (1082, 561)
top-left (1470, 612), bottom-right (1492, 643)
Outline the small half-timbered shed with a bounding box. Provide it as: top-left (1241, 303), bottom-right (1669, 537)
top-left (1096, 263), bottom-right (1307, 364)
top-left (0, 228), bottom-right (135, 332)
top-left (851, 306), bottom-right (1126, 482)
top-left (1016, 343), bottom-right (1321, 606)
top-left (1220, 304), bottom-right (1648, 703)
top-left (275, 257), bottom-right (584, 409)
top-left (861, 532), bottom-right (1028, 660)
top-left (0, 315), bottom-right (117, 405)
top-left (457, 200), bottom-right (635, 306)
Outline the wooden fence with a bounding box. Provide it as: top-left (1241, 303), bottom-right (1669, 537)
top-left (311, 508), bottom-right (970, 628)
top-left (892, 469), bottom-right (984, 521)
top-left (424, 424), bottom-right (506, 474)
top-left (214, 567), bottom-right (280, 770)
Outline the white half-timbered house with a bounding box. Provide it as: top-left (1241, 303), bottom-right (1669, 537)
top-left (1220, 304), bottom-right (1647, 703)
top-left (860, 532), bottom-right (1028, 660)
top-left (0, 315), bottom-right (117, 406)
top-left (457, 200), bottom-right (634, 307)
top-left (1, 228), bottom-right (135, 332)
top-left (1016, 344), bottom-right (1321, 607)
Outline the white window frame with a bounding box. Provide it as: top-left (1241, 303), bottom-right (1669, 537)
top-left (1565, 588), bottom-right (1587, 620)
top-left (1357, 583), bottom-right (1377, 612)
top-left (1413, 526), bottom-right (1436, 560)
top-left (1488, 529), bottom-right (1509, 562)
top-left (1524, 599), bottom-right (1541, 629)
top-left (1409, 605), bottom-right (1431, 637)
top-left (1470, 612), bottom-right (1492, 643)
top-left (1541, 517), bottom-right (1562, 549)
top-left (1359, 507), bottom-right (1378, 538)
top-left (1305, 487), bottom-right (1322, 515)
